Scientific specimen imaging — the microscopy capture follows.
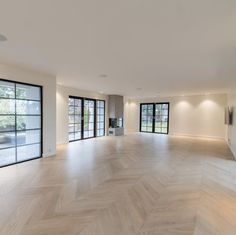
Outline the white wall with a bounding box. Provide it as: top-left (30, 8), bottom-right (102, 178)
top-left (125, 94), bottom-right (227, 139)
top-left (56, 85), bottom-right (108, 144)
top-left (227, 90), bottom-right (236, 158)
top-left (0, 64), bottom-right (57, 157)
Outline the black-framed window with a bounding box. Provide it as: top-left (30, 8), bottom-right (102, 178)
top-left (0, 79), bottom-right (42, 167)
top-left (140, 102), bottom-right (169, 134)
top-left (96, 100), bottom-right (105, 137)
top-left (68, 97), bottom-right (82, 141)
top-left (68, 96), bottom-right (105, 142)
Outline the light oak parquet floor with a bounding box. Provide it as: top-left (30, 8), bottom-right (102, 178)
top-left (0, 133), bottom-right (236, 235)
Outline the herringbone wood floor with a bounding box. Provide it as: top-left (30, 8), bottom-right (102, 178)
top-left (0, 133), bottom-right (235, 235)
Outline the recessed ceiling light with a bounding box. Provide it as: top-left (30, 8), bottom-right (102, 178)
top-left (99, 91), bottom-right (104, 94)
top-left (0, 34), bottom-right (7, 42)
top-left (99, 74), bottom-right (108, 78)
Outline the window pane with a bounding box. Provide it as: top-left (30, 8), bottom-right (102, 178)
top-left (16, 100), bottom-right (41, 115)
top-left (0, 99), bottom-right (15, 114)
top-left (17, 130), bottom-right (41, 145)
top-left (68, 98), bottom-right (74, 106)
top-left (17, 116), bottom-right (41, 130)
top-left (0, 116), bottom-right (15, 131)
top-left (0, 148), bottom-right (16, 166)
top-left (75, 124), bottom-right (81, 132)
top-left (0, 132), bottom-right (15, 149)
top-left (69, 133), bottom-right (74, 141)
top-left (75, 132), bottom-right (81, 140)
top-left (17, 144), bottom-right (41, 162)
top-left (68, 106), bottom-right (74, 114)
top-left (162, 128), bottom-right (167, 133)
top-left (16, 84), bottom-right (40, 100)
top-left (74, 99), bottom-right (81, 106)
top-left (69, 115), bottom-right (75, 123)
top-left (68, 124), bottom-right (74, 132)
top-left (0, 81), bottom-right (15, 98)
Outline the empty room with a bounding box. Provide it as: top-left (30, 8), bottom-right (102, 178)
top-left (0, 1), bottom-right (236, 234)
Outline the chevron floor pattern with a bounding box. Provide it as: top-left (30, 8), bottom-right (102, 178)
top-left (0, 133), bottom-right (236, 235)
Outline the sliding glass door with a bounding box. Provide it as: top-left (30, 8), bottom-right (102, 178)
top-left (0, 79), bottom-right (42, 167)
top-left (68, 96), bottom-right (105, 142)
top-left (140, 102), bottom-right (169, 134)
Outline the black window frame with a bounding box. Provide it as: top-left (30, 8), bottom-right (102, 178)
top-left (0, 78), bottom-right (43, 168)
top-left (140, 102), bottom-right (170, 135)
top-left (68, 96), bottom-right (105, 142)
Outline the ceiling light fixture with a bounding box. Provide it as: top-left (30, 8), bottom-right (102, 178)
top-left (99, 74), bottom-right (108, 78)
top-left (0, 34), bottom-right (7, 42)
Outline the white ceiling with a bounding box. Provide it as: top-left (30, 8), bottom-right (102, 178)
top-left (0, 0), bottom-right (236, 98)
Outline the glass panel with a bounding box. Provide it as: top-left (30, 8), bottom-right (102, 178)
top-left (74, 99), bottom-right (81, 106)
top-left (75, 132), bottom-right (81, 140)
top-left (0, 80), bottom-right (42, 166)
top-left (0, 132), bottom-right (15, 149)
top-left (17, 130), bottom-right (41, 145)
top-left (0, 116), bottom-right (15, 131)
top-left (84, 99), bottom-right (95, 137)
top-left (0, 148), bottom-right (16, 166)
top-left (68, 106), bottom-right (74, 114)
top-left (17, 144), bottom-right (41, 162)
top-left (69, 133), bottom-right (74, 141)
top-left (75, 124), bottom-right (81, 131)
top-left (68, 97), bottom-right (82, 141)
top-left (69, 115), bottom-right (75, 123)
top-left (154, 103), bottom-right (169, 134)
top-left (17, 115), bottom-right (41, 130)
top-left (68, 124), bottom-right (74, 132)
top-left (16, 100), bottom-right (41, 115)
top-left (16, 84), bottom-right (40, 100)
top-left (68, 98), bottom-right (74, 106)
top-left (0, 81), bottom-right (15, 98)
top-left (0, 99), bottom-right (15, 114)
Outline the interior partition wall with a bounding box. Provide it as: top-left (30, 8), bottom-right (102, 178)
top-left (0, 79), bottom-right (42, 167)
top-left (140, 102), bottom-right (169, 134)
top-left (68, 96), bottom-right (105, 142)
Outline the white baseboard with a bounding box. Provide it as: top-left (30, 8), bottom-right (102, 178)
top-left (169, 133), bottom-right (225, 140)
top-left (43, 151), bottom-right (56, 158)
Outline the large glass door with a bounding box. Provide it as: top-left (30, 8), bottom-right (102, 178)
top-left (68, 97), bottom-right (82, 141)
top-left (154, 103), bottom-right (169, 134)
top-left (68, 97), bottom-right (105, 142)
top-left (0, 79), bottom-right (42, 167)
top-left (140, 104), bottom-right (154, 132)
top-left (140, 102), bottom-right (169, 134)
top-left (96, 100), bottom-right (105, 137)
top-left (83, 99), bottom-right (95, 138)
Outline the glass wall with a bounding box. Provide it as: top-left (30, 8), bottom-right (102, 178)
top-left (140, 103), bottom-right (169, 134)
top-left (0, 80), bottom-right (42, 167)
